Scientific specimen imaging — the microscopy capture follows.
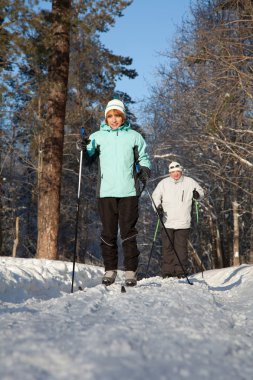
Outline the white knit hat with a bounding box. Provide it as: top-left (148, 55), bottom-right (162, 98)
top-left (104, 99), bottom-right (126, 119)
top-left (169, 161), bottom-right (183, 173)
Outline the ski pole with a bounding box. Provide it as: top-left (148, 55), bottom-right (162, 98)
top-left (194, 199), bottom-right (206, 276)
top-left (71, 128), bottom-right (85, 293)
top-left (146, 188), bottom-right (193, 285)
top-left (195, 199), bottom-right (199, 224)
top-left (145, 218), bottom-right (160, 277)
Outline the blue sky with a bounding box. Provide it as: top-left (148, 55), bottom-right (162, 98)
top-left (100, 0), bottom-right (191, 104)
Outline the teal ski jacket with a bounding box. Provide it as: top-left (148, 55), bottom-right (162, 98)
top-left (86, 121), bottom-right (151, 198)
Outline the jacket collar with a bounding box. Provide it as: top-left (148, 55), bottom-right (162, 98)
top-left (169, 175), bottom-right (184, 184)
top-left (100, 120), bottom-right (131, 132)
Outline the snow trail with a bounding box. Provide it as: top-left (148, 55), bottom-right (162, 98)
top-left (0, 258), bottom-right (253, 380)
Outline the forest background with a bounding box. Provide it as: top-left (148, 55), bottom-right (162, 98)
top-left (1, 0), bottom-right (253, 276)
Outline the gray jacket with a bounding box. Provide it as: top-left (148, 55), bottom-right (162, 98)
top-left (152, 175), bottom-right (204, 229)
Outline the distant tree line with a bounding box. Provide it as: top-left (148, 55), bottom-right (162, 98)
top-left (0, 0), bottom-right (137, 262)
top-left (145, 0), bottom-right (253, 269)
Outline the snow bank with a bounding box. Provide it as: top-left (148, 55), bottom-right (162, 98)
top-left (0, 257), bottom-right (104, 303)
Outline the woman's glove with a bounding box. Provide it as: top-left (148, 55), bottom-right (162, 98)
top-left (157, 205), bottom-right (164, 218)
top-left (193, 189), bottom-right (200, 200)
top-left (76, 137), bottom-right (90, 151)
top-left (138, 167), bottom-right (151, 185)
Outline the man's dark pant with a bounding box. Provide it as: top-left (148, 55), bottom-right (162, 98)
top-left (162, 228), bottom-right (190, 276)
top-left (98, 197), bottom-right (139, 271)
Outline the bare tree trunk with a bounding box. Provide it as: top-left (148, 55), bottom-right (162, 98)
top-left (208, 205), bottom-right (223, 268)
top-left (188, 240), bottom-right (206, 271)
top-left (232, 200), bottom-right (240, 266)
top-left (36, 0), bottom-right (71, 260)
top-left (215, 224), bottom-right (223, 268)
top-left (0, 180), bottom-right (2, 255)
top-left (249, 206), bottom-right (253, 264)
top-left (12, 217), bottom-right (20, 257)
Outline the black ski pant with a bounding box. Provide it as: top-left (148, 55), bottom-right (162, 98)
top-left (97, 197), bottom-right (140, 272)
top-left (162, 228), bottom-right (190, 276)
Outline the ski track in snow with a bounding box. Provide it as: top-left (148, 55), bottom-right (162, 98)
top-left (0, 258), bottom-right (253, 380)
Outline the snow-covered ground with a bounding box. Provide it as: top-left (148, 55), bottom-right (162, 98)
top-left (0, 257), bottom-right (253, 380)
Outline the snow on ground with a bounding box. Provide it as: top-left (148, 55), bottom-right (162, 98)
top-left (0, 257), bottom-right (253, 380)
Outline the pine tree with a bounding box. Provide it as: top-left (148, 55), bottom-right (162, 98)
top-left (36, 0), bottom-right (71, 259)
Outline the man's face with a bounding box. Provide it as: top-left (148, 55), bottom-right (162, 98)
top-left (170, 170), bottom-right (182, 180)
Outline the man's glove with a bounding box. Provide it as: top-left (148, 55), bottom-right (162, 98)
top-left (193, 189), bottom-right (200, 200)
top-left (76, 137), bottom-right (90, 151)
top-left (157, 204), bottom-right (164, 218)
top-left (138, 167), bottom-right (150, 185)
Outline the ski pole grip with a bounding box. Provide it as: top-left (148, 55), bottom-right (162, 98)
top-left (195, 200), bottom-right (199, 224)
top-left (81, 127), bottom-right (85, 139)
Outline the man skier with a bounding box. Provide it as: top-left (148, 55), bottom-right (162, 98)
top-left (152, 161), bottom-right (204, 278)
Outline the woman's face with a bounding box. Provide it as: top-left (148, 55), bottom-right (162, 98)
top-left (106, 110), bottom-right (124, 129)
top-left (170, 171), bottom-right (182, 180)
